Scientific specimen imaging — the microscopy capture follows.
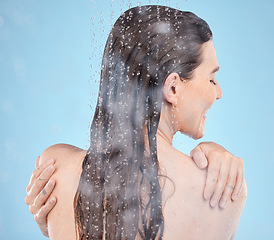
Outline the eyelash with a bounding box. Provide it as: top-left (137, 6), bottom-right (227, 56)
top-left (210, 80), bottom-right (216, 85)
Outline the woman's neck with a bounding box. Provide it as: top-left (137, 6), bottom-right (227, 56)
top-left (143, 112), bottom-right (177, 154)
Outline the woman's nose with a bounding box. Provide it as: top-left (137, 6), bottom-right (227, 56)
top-left (216, 82), bottom-right (223, 100)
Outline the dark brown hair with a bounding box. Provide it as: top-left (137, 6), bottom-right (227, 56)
top-left (74, 5), bottom-right (212, 240)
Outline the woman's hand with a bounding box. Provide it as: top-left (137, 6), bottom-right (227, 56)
top-left (25, 156), bottom-right (57, 237)
top-left (190, 142), bottom-right (244, 209)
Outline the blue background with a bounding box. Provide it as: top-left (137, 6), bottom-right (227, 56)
top-left (1, 0), bottom-right (274, 239)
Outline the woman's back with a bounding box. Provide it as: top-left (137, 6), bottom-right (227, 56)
top-left (40, 143), bottom-right (246, 240)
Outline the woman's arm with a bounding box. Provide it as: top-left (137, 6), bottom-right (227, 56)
top-left (38, 144), bottom-right (85, 240)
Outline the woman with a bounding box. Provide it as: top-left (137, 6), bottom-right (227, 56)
top-left (26, 5), bottom-right (246, 239)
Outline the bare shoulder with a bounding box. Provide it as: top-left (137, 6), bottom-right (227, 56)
top-left (39, 143), bottom-right (87, 193)
top-left (39, 143), bottom-right (87, 183)
top-left (39, 143), bottom-right (86, 165)
top-left (39, 144), bottom-right (87, 240)
top-left (161, 148), bottom-right (247, 240)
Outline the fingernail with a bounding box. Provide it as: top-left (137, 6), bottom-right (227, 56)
top-left (204, 193), bottom-right (211, 200)
top-left (49, 197), bottom-right (56, 204)
top-left (210, 199), bottom-right (217, 208)
top-left (220, 201), bottom-right (227, 208)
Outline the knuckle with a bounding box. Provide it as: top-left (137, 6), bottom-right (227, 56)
top-left (208, 150), bottom-right (220, 159)
top-left (238, 157), bottom-right (244, 167)
top-left (234, 156), bottom-right (239, 163)
top-left (25, 196), bottom-right (28, 204)
top-left (33, 196), bottom-right (39, 207)
top-left (34, 214), bottom-right (41, 223)
top-left (32, 169), bottom-right (38, 179)
top-left (223, 151), bottom-right (232, 160)
top-left (25, 195), bottom-right (31, 205)
top-left (232, 157), bottom-right (238, 166)
top-left (29, 205), bottom-right (36, 214)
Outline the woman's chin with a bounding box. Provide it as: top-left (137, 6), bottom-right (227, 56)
top-left (179, 121), bottom-right (205, 140)
top-left (192, 125), bottom-right (206, 140)
top-left (181, 130), bottom-right (204, 140)
top-left (192, 133), bottom-right (204, 140)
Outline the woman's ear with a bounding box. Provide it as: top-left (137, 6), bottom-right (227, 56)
top-left (163, 72), bottom-right (181, 106)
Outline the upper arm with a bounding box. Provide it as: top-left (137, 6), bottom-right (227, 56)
top-left (39, 144), bottom-right (83, 240)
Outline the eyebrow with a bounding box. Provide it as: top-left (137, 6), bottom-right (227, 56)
top-left (211, 66), bottom-right (220, 74)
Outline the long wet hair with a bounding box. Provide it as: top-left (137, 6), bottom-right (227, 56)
top-left (74, 5), bottom-right (212, 240)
